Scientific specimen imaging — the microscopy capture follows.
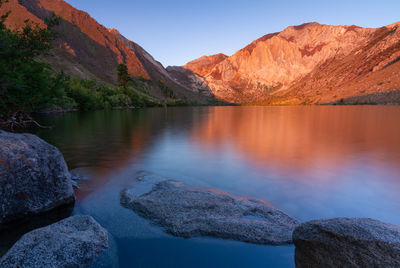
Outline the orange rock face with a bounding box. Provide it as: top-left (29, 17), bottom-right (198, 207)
top-left (3, 0), bottom-right (399, 105)
top-left (2, 0), bottom-right (44, 29)
top-left (0, 0), bottom-right (215, 103)
top-left (184, 53), bottom-right (228, 77)
top-left (1, 0), bottom-right (149, 82)
top-left (184, 22), bottom-right (400, 104)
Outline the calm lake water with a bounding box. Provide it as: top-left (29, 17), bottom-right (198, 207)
top-left (32, 106), bottom-right (400, 267)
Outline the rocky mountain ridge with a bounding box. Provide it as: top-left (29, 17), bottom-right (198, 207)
top-left (1, 0), bottom-right (215, 103)
top-left (183, 22), bottom-right (400, 104)
top-left (2, 0), bottom-right (399, 105)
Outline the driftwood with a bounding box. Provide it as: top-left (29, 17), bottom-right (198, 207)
top-left (0, 112), bottom-right (51, 131)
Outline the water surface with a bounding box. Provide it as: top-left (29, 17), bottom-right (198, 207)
top-left (33, 106), bottom-right (400, 267)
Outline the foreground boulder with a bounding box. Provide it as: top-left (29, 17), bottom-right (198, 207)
top-left (0, 131), bottom-right (75, 226)
top-left (0, 215), bottom-right (109, 268)
top-left (121, 179), bottom-right (299, 245)
top-left (293, 218), bottom-right (400, 268)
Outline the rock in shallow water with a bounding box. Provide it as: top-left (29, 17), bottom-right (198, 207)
top-left (69, 168), bottom-right (90, 189)
top-left (293, 218), bottom-right (400, 268)
top-left (121, 180), bottom-right (299, 245)
top-left (70, 168), bottom-right (90, 182)
top-left (0, 130), bottom-right (75, 227)
top-left (0, 215), bottom-right (109, 268)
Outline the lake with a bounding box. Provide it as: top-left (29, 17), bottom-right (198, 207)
top-left (31, 106), bottom-right (400, 267)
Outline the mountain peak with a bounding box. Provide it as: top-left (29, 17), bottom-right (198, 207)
top-left (280, 22), bottom-right (325, 35)
top-left (184, 53), bottom-right (228, 77)
top-left (240, 22), bottom-right (326, 55)
top-left (387, 21), bottom-right (400, 28)
top-left (108, 28), bottom-right (121, 35)
top-left (195, 53), bottom-right (228, 61)
top-left (291, 22), bottom-right (321, 30)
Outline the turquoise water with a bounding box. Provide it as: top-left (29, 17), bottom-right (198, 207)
top-left (32, 106), bottom-right (400, 267)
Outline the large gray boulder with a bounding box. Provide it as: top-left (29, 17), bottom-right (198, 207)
top-left (293, 218), bottom-right (400, 268)
top-left (121, 180), bottom-right (299, 245)
top-left (0, 215), bottom-right (109, 268)
top-left (0, 131), bottom-right (75, 226)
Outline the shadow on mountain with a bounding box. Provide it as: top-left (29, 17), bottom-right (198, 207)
top-left (166, 66), bottom-right (215, 97)
top-left (17, 0), bottom-right (216, 103)
top-left (21, 0), bottom-right (124, 83)
top-left (327, 89), bottom-right (400, 105)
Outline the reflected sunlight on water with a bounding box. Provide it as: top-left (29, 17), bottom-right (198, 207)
top-left (191, 106), bottom-right (400, 175)
top-left (32, 106), bottom-right (400, 267)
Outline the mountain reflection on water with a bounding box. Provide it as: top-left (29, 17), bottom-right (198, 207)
top-left (191, 106), bottom-right (400, 174)
top-left (32, 106), bottom-right (400, 267)
top-left (35, 106), bottom-right (400, 215)
top-left (35, 106), bottom-right (400, 211)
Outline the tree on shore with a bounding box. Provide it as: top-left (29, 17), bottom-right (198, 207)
top-left (0, 0), bottom-right (60, 128)
top-left (0, 1), bottom-right (157, 130)
top-left (117, 63), bottom-right (129, 90)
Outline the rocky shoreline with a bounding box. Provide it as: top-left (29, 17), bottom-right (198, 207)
top-left (0, 215), bottom-right (111, 268)
top-left (293, 218), bottom-right (400, 267)
top-left (1, 130), bottom-right (400, 267)
top-left (0, 131), bottom-right (75, 226)
top-left (0, 130), bottom-right (112, 267)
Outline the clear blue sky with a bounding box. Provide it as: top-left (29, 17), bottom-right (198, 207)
top-left (67, 0), bottom-right (400, 67)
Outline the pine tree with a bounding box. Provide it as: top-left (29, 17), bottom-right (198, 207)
top-left (117, 63), bottom-right (129, 90)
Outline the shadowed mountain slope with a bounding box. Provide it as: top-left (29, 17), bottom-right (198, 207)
top-left (1, 0), bottom-right (215, 103)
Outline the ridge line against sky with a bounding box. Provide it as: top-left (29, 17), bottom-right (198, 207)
top-left (66, 0), bottom-right (400, 67)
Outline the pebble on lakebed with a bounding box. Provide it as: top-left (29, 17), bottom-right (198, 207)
top-left (120, 177), bottom-right (300, 245)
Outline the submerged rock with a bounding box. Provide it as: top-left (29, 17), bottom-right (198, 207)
top-left (293, 218), bottom-right (400, 268)
top-left (0, 131), bottom-right (75, 227)
top-left (89, 231), bottom-right (119, 268)
top-left (70, 179), bottom-right (79, 190)
top-left (121, 180), bottom-right (299, 245)
top-left (70, 168), bottom-right (90, 190)
top-left (70, 168), bottom-right (90, 182)
top-left (0, 215), bottom-right (109, 268)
